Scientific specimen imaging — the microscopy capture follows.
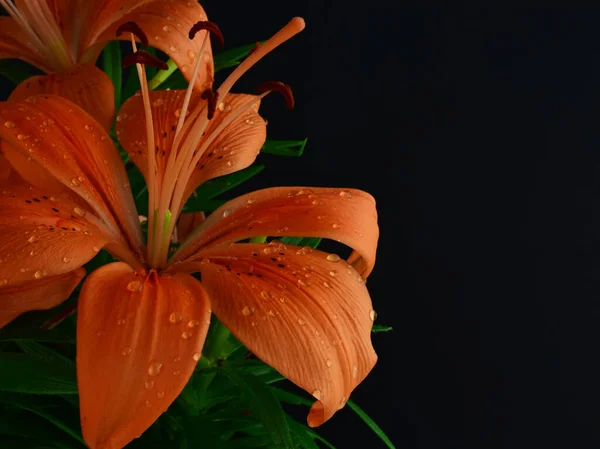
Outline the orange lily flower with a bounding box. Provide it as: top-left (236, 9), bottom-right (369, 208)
top-left (0, 17), bottom-right (379, 449)
top-left (0, 0), bottom-right (214, 128)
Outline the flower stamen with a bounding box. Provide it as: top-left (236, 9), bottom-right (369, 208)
top-left (189, 20), bottom-right (224, 47)
top-left (200, 88), bottom-right (219, 120)
top-left (255, 81), bottom-right (295, 110)
top-left (116, 21), bottom-right (149, 46)
top-left (122, 50), bottom-right (169, 70)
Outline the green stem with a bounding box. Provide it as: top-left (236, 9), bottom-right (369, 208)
top-left (202, 319), bottom-right (233, 364)
top-left (148, 59), bottom-right (178, 90)
top-left (249, 236), bottom-right (267, 244)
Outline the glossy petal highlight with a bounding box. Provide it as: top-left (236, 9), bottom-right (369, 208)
top-left (183, 243), bottom-right (378, 427)
top-left (77, 262), bottom-right (211, 449)
top-left (0, 16), bottom-right (54, 72)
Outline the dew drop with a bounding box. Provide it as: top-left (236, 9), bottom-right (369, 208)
top-left (298, 318), bottom-right (306, 325)
top-left (17, 134), bottom-right (28, 141)
top-left (222, 208), bottom-right (232, 218)
top-left (187, 49), bottom-right (196, 60)
top-left (173, 370), bottom-right (181, 376)
top-left (312, 389), bottom-right (323, 400)
top-left (122, 346), bottom-right (132, 356)
top-left (92, 246), bottom-right (101, 253)
top-left (329, 270), bottom-right (338, 277)
top-left (117, 319), bottom-right (126, 325)
top-left (33, 270), bottom-right (44, 279)
top-left (144, 379), bottom-right (155, 389)
top-left (332, 223), bottom-right (341, 229)
top-left (187, 320), bottom-right (200, 328)
top-left (125, 279), bottom-right (143, 292)
top-left (260, 290), bottom-right (271, 300)
top-left (28, 235), bottom-right (39, 243)
top-left (192, 352), bottom-right (201, 361)
top-left (70, 178), bottom-right (81, 187)
top-left (352, 365), bottom-right (359, 378)
top-left (339, 190), bottom-right (353, 199)
top-left (145, 400), bottom-right (152, 407)
top-left (323, 281), bottom-right (332, 288)
top-left (62, 256), bottom-right (70, 263)
top-left (326, 254), bottom-right (341, 262)
top-left (4, 120), bottom-right (15, 128)
top-left (169, 45), bottom-right (178, 52)
top-left (369, 309), bottom-right (377, 321)
top-left (297, 279), bottom-right (310, 287)
top-left (157, 391), bottom-right (165, 398)
top-left (73, 207), bottom-right (86, 217)
top-left (162, 25), bottom-right (172, 32)
top-left (181, 332), bottom-right (192, 340)
top-left (326, 359), bottom-right (333, 367)
top-left (148, 360), bottom-right (163, 376)
top-left (174, 356), bottom-right (181, 363)
top-left (338, 397), bottom-right (347, 409)
top-left (241, 306), bottom-right (254, 316)
top-left (0, 279), bottom-right (8, 286)
top-left (312, 199), bottom-right (324, 206)
top-left (84, 125), bottom-right (92, 132)
top-left (169, 312), bottom-right (183, 323)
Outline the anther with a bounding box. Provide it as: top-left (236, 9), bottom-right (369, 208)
top-left (189, 20), bottom-right (224, 47)
top-left (116, 21), bottom-right (149, 46)
top-left (255, 81), bottom-right (295, 109)
top-left (201, 88), bottom-right (220, 120)
top-left (122, 50), bottom-right (169, 70)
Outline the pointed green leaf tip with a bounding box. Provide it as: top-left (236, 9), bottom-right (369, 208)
top-left (372, 325), bottom-right (393, 333)
top-left (261, 139), bottom-right (308, 157)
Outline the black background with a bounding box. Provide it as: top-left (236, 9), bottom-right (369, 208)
top-left (4, 3), bottom-right (600, 448)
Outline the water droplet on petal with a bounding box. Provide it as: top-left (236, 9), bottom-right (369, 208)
top-left (192, 352), bottom-right (201, 361)
top-left (0, 279), bottom-right (8, 286)
top-left (169, 312), bottom-right (183, 323)
top-left (173, 370), bottom-right (181, 376)
top-left (323, 281), bottom-right (332, 288)
top-left (4, 120), bottom-right (15, 128)
top-left (312, 389), bottom-right (323, 400)
top-left (222, 208), bottom-right (232, 218)
top-left (339, 190), bottom-right (353, 199)
top-left (33, 270), bottom-right (44, 279)
top-left (241, 306), bottom-right (254, 316)
top-left (157, 391), bottom-right (165, 398)
top-left (338, 397), bottom-right (347, 409)
top-left (71, 178), bottom-right (81, 186)
top-left (332, 223), bottom-right (341, 229)
top-left (127, 280), bottom-right (143, 292)
top-left (163, 25), bottom-right (172, 32)
top-left (92, 246), bottom-right (101, 253)
top-left (369, 309), bottom-right (377, 321)
top-left (187, 320), bottom-right (200, 328)
top-left (326, 254), bottom-right (341, 262)
top-left (28, 235), bottom-right (39, 243)
top-left (17, 134), bottom-right (28, 141)
top-left (297, 279), bottom-right (310, 287)
top-left (145, 380), bottom-right (155, 389)
top-left (352, 365), bottom-right (359, 378)
top-left (117, 319), bottom-right (126, 325)
top-left (122, 346), bottom-right (132, 356)
top-left (62, 256), bottom-right (70, 263)
top-left (174, 356), bottom-right (181, 363)
top-left (260, 290), bottom-right (271, 300)
top-left (326, 359), bottom-right (333, 367)
top-left (148, 360), bottom-right (163, 376)
top-left (298, 318), bottom-right (306, 325)
top-left (329, 270), bottom-right (338, 277)
top-left (73, 207), bottom-right (86, 217)
top-left (312, 199), bottom-right (324, 205)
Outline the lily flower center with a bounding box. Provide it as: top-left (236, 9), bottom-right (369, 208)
top-left (123, 17), bottom-right (305, 269)
top-left (0, 0), bottom-right (74, 70)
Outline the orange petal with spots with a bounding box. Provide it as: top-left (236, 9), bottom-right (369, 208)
top-left (0, 17), bottom-right (55, 72)
top-left (0, 185), bottom-right (110, 286)
top-left (171, 187), bottom-right (379, 278)
top-left (77, 262), bottom-right (212, 449)
top-left (0, 95), bottom-right (143, 253)
top-left (116, 91), bottom-right (264, 200)
top-left (0, 267), bottom-right (85, 328)
top-left (9, 64), bottom-right (115, 131)
top-left (181, 243), bottom-right (377, 427)
top-left (82, 0), bottom-right (214, 91)
top-left (175, 212), bottom-right (206, 243)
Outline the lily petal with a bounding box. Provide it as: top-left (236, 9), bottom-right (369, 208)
top-left (175, 212), bottom-right (206, 243)
top-left (0, 185), bottom-right (110, 286)
top-left (82, 0), bottom-right (214, 91)
top-left (181, 243), bottom-right (377, 427)
top-left (0, 17), bottom-right (54, 72)
top-left (9, 64), bottom-right (115, 131)
top-left (77, 262), bottom-right (212, 449)
top-left (0, 268), bottom-right (85, 328)
top-left (116, 91), bottom-right (265, 200)
top-left (171, 187), bottom-right (379, 278)
top-left (0, 95), bottom-right (143, 253)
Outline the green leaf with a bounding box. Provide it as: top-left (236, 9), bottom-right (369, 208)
top-left (347, 400), bottom-right (396, 449)
top-left (0, 328), bottom-right (74, 344)
top-left (372, 325), bottom-right (393, 333)
top-left (0, 410), bottom-right (80, 448)
top-left (0, 59), bottom-right (41, 86)
top-left (183, 165), bottom-right (264, 213)
top-left (15, 341), bottom-right (75, 368)
top-left (0, 353), bottom-right (77, 395)
top-left (287, 418), bottom-right (321, 449)
top-left (0, 393), bottom-right (85, 445)
top-left (279, 237), bottom-right (322, 249)
top-left (261, 139), bottom-right (308, 157)
top-left (102, 41), bottom-right (122, 109)
top-left (214, 42), bottom-right (265, 72)
top-left (271, 388), bottom-right (311, 407)
top-left (223, 364), bottom-right (294, 449)
top-left (157, 70), bottom-right (187, 91)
